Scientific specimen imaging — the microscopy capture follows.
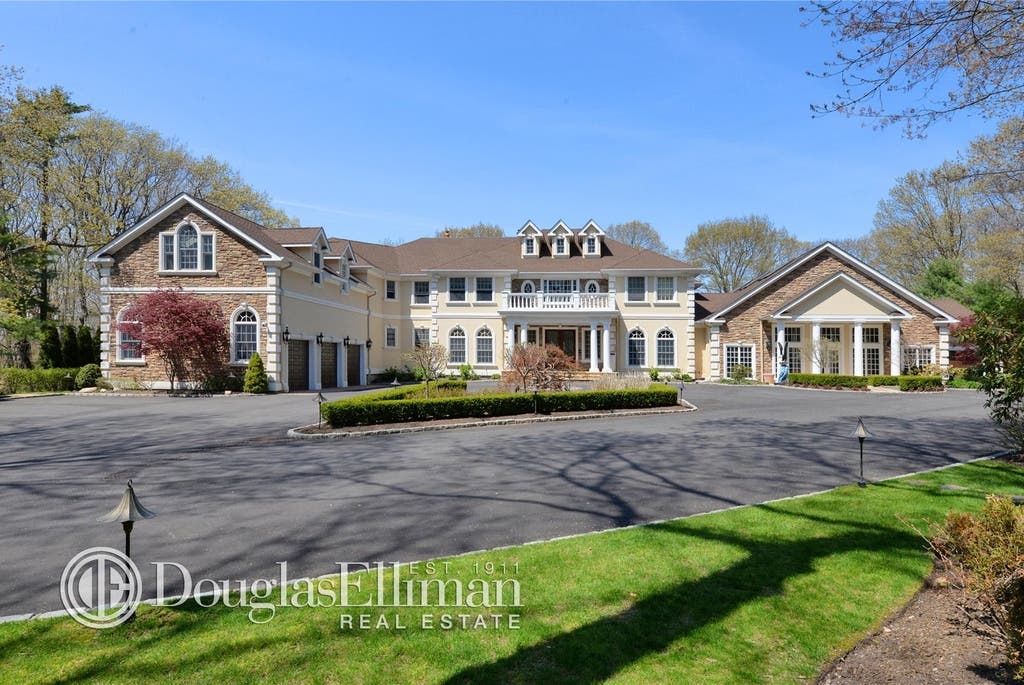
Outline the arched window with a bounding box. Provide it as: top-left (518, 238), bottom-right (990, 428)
top-left (177, 225), bottom-right (198, 270)
top-left (476, 328), bottom-right (493, 365)
top-left (585, 280), bottom-right (600, 294)
top-left (117, 309), bottom-right (142, 361)
top-left (627, 329), bottom-right (646, 367)
top-left (656, 328), bottom-right (675, 367)
top-left (449, 327), bottom-right (466, 364)
top-left (521, 281), bottom-right (534, 294)
top-left (233, 309), bottom-right (258, 363)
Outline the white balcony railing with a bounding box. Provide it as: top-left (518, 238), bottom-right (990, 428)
top-left (502, 292), bottom-right (613, 311)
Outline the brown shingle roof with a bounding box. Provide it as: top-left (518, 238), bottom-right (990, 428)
top-left (930, 298), bottom-right (972, 321)
top-left (263, 228), bottom-right (325, 245)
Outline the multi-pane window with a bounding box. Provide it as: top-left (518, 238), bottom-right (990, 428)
top-left (313, 251), bottom-right (322, 284)
top-left (414, 327), bottom-right (430, 348)
top-left (475, 277), bottom-right (493, 302)
top-left (787, 347), bottom-right (802, 373)
top-left (177, 225), bottom-right (198, 270)
top-left (555, 237), bottom-right (566, 255)
top-left (863, 348), bottom-right (881, 375)
top-left (656, 277), bottom-right (674, 301)
top-left (822, 326), bottom-right (841, 343)
top-left (385, 280), bottom-right (397, 300)
top-left (413, 281), bottom-right (430, 304)
top-left (826, 350), bottom-right (841, 374)
top-left (863, 327), bottom-right (880, 344)
top-left (524, 237), bottom-right (535, 255)
top-left (201, 235), bottom-right (214, 270)
top-left (449, 328), bottom-right (466, 364)
top-left (725, 344), bottom-right (753, 378)
top-left (449, 277), bottom-right (466, 302)
top-left (822, 327), bottom-right (841, 373)
top-left (656, 329), bottom-right (674, 367)
top-left (385, 326), bottom-right (397, 348)
top-left (544, 279), bottom-right (574, 294)
top-left (627, 329), bottom-right (646, 366)
top-left (903, 346), bottom-right (934, 371)
top-left (162, 224), bottom-right (213, 271)
top-left (118, 311), bottom-right (142, 361)
top-left (161, 234), bottom-right (174, 270)
top-left (784, 327), bottom-right (802, 343)
top-left (233, 310), bottom-right (258, 363)
top-left (476, 328), bottom-right (493, 364)
top-left (586, 236), bottom-right (597, 254)
top-left (627, 277), bottom-right (646, 302)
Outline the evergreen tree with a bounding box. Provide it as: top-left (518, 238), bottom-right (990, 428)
top-left (39, 324), bottom-right (61, 368)
top-left (60, 324), bottom-right (78, 367)
top-left (77, 325), bottom-right (95, 365)
top-left (243, 352), bottom-right (269, 393)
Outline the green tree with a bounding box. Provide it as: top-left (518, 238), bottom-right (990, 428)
top-left (243, 352), bottom-right (270, 393)
top-left (806, 2), bottom-right (1024, 136)
top-left (914, 258), bottom-right (966, 300)
top-left (38, 324), bottom-right (61, 368)
top-left (684, 215), bottom-right (807, 292)
top-left (0, 211), bottom-right (46, 367)
top-left (436, 223), bottom-right (503, 238)
top-left (77, 325), bottom-right (95, 365)
top-left (605, 220), bottom-right (668, 254)
top-left (59, 324), bottom-right (78, 367)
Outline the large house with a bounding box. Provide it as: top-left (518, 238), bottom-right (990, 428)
top-left (88, 194), bottom-right (963, 391)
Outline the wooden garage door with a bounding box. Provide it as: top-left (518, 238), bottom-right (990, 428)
top-left (346, 344), bottom-right (361, 386)
top-left (288, 339), bottom-right (309, 392)
top-left (320, 342), bottom-right (338, 388)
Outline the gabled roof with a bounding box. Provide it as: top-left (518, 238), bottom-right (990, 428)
top-left (930, 298), bottom-right (973, 322)
top-left (263, 227), bottom-right (328, 249)
top-left (700, 242), bottom-right (959, 324)
top-left (516, 221), bottom-right (542, 237)
top-left (772, 272), bottom-right (911, 319)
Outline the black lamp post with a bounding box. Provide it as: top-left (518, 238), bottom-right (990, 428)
top-left (849, 417), bottom-right (873, 487)
top-left (98, 480), bottom-right (156, 621)
top-left (314, 391), bottom-right (326, 431)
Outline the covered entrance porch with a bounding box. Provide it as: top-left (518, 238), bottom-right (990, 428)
top-left (503, 319), bottom-right (616, 372)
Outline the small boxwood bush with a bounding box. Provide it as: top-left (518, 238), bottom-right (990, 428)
top-left (788, 373), bottom-right (868, 389)
top-left (898, 375), bottom-right (943, 392)
top-left (75, 364), bottom-right (102, 389)
top-left (321, 385), bottom-right (679, 428)
top-left (867, 375), bottom-right (899, 386)
top-left (0, 367), bottom-right (81, 394)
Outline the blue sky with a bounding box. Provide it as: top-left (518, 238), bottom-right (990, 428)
top-left (0, 2), bottom-right (997, 251)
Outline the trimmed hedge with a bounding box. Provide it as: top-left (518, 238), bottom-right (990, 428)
top-left (321, 385), bottom-right (679, 428)
top-left (898, 375), bottom-right (944, 392)
top-left (366, 380), bottom-right (468, 402)
top-left (788, 373), bottom-right (868, 389)
top-left (0, 367), bottom-right (81, 394)
top-left (949, 378), bottom-right (983, 389)
top-left (867, 375), bottom-right (899, 386)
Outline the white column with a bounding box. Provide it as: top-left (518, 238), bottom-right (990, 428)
top-left (774, 321), bottom-right (785, 377)
top-left (505, 322), bottom-right (515, 353)
top-left (341, 344), bottom-right (349, 388)
top-left (311, 339), bottom-right (322, 390)
top-left (938, 325), bottom-right (950, 372)
top-left (854, 322), bottom-right (864, 376)
top-left (811, 322), bottom-right (822, 374)
top-left (709, 325), bottom-right (721, 380)
top-left (602, 323), bottom-right (612, 372)
top-left (589, 323), bottom-right (599, 372)
top-left (890, 320), bottom-right (901, 376)
top-left (519, 322), bottom-right (528, 345)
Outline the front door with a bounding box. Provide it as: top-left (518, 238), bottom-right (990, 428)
top-left (544, 329), bottom-right (576, 358)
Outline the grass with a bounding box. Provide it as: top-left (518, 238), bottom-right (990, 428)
top-left (3, 461), bottom-right (1024, 684)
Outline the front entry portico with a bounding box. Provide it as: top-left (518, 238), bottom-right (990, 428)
top-left (505, 320), bottom-right (615, 372)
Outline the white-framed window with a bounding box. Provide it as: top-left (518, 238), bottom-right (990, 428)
top-left (787, 347), bottom-right (802, 373)
top-left (627, 276), bottom-right (646, 302)
top-left (524, 237), bottom-right (535, 255)
top-left (543, 279), bottom-right (575, 294)
top-left (475, 277), bottom-right (493, 302)
top-left (863, 327), bottom-right (880, 344)
top-left (725, 344), bottom-right (754, 379)
top-left (863, 348), bottom-right (881, 375)
top-left (476, 328), bottom-right (493, 364)
top-left (585, 280), bottom-right (600, 294)
top-left (232, 309), bottom-right (258, 363)
top-left (449, 327), bottom-right (466, 364)
top-left (521, 280), bottom-right (535, 294)
top-left (160, 222), bottom-right (214, 272)
top-left (340, 260), bottom-right (350, 293)
top-left (555, 237), bottom-right (566, 255)
top-left (413, 281), bottom-right (430, 304)
top-left (822, 326), bottom-right (841, 343)
top-left (627, 329), bottom-right (646, 367)
top-left (784, 327), bottom-right (802, 343)
top-left (586, 236), bottom-right (597, 254)
top-left (822, 326), bottom-right (841, 374)
top-left (385, 326), bottom-right (397, 348)
top-left (656, 276), bottom-right (674, 301)
top-left (313, 251), bottom-right (322, 285)
top-left (903, 345), bottom-right (935, 371)
top-left (117, 309), bottom-right (143, 361)
top-left (385, 280), bottom-right (397, 300)
top-left (449, 277), bottom-right (466, 302)
top-left (414, 327), bottom-right (430, 348)
top-left (656, 329), bottom-right (675, 367)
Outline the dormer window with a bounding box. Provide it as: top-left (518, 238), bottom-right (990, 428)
top-left (555, 237), bottom-right (566, 255)
top-left (313, 251), bottom-right (322, 285)
top-left (160, 222), bottom-right (214, 272)
top-left (525, 237), bottom-right (535, 255)
top-left (586, 237), bottom-right (596, 254)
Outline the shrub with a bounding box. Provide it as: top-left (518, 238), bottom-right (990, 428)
top-left (39, 325), bottom-right (62, 368)
top-left (590, 374), bottom-right (650, 391)
top-left (867, 375), bottom-right (899, 386)
top-left (949, 378), bottom-right (983, 389)
top-left (648, 367), bottom-right (661, 381)
top-left (730, 364), bottom-right (751, 381)
top-left (321, 386), bottom-right (678, 428)
top-left (459, 363), bottom-right (479, 380)
top-left (898, 375), bottom-right (943, 392)
top-left (788, 373), bottom-right (868, 389)
top-left (0, 367), bottom-right (80, 394)
top-left (75, 364), bottom-right (102, 389)
top-left (380, 366), bottom-right (417, 383)
top-left (672, 370), bottom-right (694, 382)
top-left (202, 370), bottom-right (243, 393)
top-left (932, 496), bottom-right (1024, 679)
top-left (77, 326), bottom-right (97, 365)
top-left (243, 353), bottom-right (270, 393)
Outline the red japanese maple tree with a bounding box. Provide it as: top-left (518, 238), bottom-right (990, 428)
top-left (118, 289), bottom-right (229, 391)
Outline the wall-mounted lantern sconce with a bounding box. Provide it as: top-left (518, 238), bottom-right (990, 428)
top-left (315, 332), bottom-right (324, 345)
top-left (343, 336), bottom-right (350, 347)
top-left (282, 327), bottom-right (291, 343)
top-left (366, 339), bottom-right (373, 350)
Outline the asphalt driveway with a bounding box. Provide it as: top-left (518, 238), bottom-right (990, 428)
top-left (0, 384), bottom-right (1005, 616)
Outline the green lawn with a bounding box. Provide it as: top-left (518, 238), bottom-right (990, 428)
top-left (4, 460), bottom-right (1024, 684)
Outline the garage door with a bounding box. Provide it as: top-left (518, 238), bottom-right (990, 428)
top-left (320, 342), bottom-right (338, 388)
top-left (346, 344), bottom-right (361, 386)
top-left (288, 339), bottom-right (309, 392)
